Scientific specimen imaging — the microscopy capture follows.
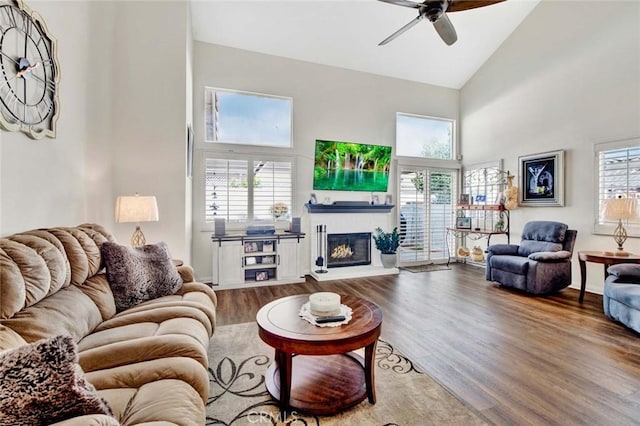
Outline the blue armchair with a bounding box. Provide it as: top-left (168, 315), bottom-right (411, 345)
top-left (486, 221), bottom-right (577, 295)
top-left (604, 264), bottom-right (640, 333)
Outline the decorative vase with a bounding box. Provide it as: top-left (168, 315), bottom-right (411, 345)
top-left (380, 253), bottom-right (397, 269)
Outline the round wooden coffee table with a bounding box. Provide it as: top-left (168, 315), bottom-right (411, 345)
top-left (256, 294), bottom-right (383, 417)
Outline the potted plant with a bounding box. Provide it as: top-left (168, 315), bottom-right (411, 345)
top-left (372, 227), bottom-right (400, 268)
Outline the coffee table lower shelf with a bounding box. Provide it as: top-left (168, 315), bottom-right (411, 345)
top-left (265, 352), bottom-right (368, 415)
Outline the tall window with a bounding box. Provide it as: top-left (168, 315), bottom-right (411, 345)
top-left (595, 138), bottom-right (640, 235)
top-left (204, 88), bottom-right (292, 148)
top-left (396, 113), bottom-right (454, 159)
top-left (205, 156), bottom-right (293, 223)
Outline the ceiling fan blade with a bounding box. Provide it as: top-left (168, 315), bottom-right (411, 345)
top-left (448, 0), bottom-right (505, 13)
top-left (377, 0), bottom-right (423, 10)
top-left (432, 13), bottom-right (457, 45)
top-left (379, 15), bottom-right (424, 46)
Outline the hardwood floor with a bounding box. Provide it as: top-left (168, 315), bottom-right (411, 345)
top-left (212, 264), bottom-right (640, 425)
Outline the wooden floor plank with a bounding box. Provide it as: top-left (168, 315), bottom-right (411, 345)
top-left (212, 264), bottom-right (640, 424)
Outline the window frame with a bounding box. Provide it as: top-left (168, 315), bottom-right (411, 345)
top-left (395, 112), bottom-right (456, 161)
top-left (199, 150), bottom-right (296, 232)
top-left (593, 137), bottom-right (640, 237)
top-left (203, 87), bottom-right (293, 148)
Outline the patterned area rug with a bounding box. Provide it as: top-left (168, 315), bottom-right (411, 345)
top-left (400, 264), bottom-right (451, 273)
top-left (206, 322), bottom-right (486, 425)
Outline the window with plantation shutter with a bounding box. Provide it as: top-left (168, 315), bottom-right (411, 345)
top-left (253, 160), bottom-right (292, 221)
top-left (205, 156), bottom-right (293, 223)
top-left (595, 138), bottom-right (640, 236)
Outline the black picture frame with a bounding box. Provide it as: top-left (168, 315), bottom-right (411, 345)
top-left (518, 150), bottom-right (565, 207)
top-left (255, 270), bottom-right (269, 281)
top-left (459, 194), bottom-right (470, 204)
top-left (456, 217), bottom-right (472, 229)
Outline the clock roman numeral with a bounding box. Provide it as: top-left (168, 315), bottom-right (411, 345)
top-left (31, 73), bottom-right (56, 93)
top-left (37, 96), bottom-right (52, 118)
top-left (5, 90), bottom-right (19, 113)
top-left (1, 6), bottom-right (18, 29)
top-left (21, 11), bottom-right (30, 35)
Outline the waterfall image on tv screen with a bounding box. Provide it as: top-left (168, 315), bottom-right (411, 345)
top-left (313, 140), bottom-right (392, 192)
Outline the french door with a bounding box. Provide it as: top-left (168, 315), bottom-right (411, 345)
top-left (398, 167), bottom-right (457, 265)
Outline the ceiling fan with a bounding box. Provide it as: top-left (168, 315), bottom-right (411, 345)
top-left (378, 0), bottom-right (505, 46)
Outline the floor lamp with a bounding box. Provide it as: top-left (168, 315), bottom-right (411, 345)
top-left (115, 194), bottom-right (159, 247)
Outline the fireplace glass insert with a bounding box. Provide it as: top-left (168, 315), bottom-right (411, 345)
top-left (326, 232), bottom-right (371, 268)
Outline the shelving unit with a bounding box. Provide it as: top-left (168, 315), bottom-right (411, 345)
top-left (211, 232), bottom-right (305, 288)
top-left (242, 238), bottom-right (277, 281)
top-left (448, 163), bottom-right (512, 266)
top-left (447, 204), bottom-right (510, 265)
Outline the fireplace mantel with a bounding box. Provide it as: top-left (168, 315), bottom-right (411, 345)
top-left (305, 203), bottom-right (394, 214)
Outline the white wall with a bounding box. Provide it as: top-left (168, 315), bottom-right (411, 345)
top-left (191, 42), bottom-right (459, 280)
top-left (0, 1), bottom-right (192, 265)
top-left (107, 1), bottom-right (191, 260)
top-left (0, 1), bottom-right (100, 235)
top-left (461, 0), bottom-right (640, 294)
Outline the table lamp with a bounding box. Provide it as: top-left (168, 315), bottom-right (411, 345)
top-left (115, 194), bottom-right (159, 247)
top-left (603, 197), bottom-right (637, 256)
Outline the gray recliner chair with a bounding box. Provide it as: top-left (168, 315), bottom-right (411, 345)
top-left (486, 221), bottom-right (577, 295)
top-left (603, 264), bottom-right (640, 333)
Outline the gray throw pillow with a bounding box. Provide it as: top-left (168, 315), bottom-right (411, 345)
top-left (0, 335), bottom-right (113, 424)
top-left (102, 241), bottom-right (183, 312)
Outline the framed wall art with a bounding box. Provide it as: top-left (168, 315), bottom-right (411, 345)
top-left (455, 217), bottom-right (472, 229)
top-left (518, 150), bottom-right (565, 207)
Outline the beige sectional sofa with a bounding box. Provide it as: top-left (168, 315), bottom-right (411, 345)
top-left (0, 224), bottom-right (216, 425)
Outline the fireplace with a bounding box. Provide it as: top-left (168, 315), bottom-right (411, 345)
top-left (326, 232), bottom-right (371, 268)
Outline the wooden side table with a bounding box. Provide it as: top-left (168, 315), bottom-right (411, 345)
top-left (577, 251), bottom-right (640, 303)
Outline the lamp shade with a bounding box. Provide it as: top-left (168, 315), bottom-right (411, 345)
top-left (115, 195), bottom-right (159, 223)
top-left (603, 197), bottom-right (637, 221)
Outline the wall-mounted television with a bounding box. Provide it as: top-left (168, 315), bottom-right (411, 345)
top-left (313, 140), bottom-right (392, 192)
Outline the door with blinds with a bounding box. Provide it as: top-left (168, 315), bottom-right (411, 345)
top-left (398, 167), bottom-right (456, 265)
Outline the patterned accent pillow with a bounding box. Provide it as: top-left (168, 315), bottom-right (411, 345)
top-left (102, 241), bottom-right (183, 312)
top-left (0, 335), bottom-right (113, 424)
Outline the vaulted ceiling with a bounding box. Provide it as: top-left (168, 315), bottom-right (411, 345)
top-left (191, 0), bottom-right (540, 89)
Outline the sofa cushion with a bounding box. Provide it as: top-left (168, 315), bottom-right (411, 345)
top-left (521, 221), bottom-right (568, 243)
top-left (78, 316), bottom-right (209, 372)
top-left (489, 255), bottom-right (530, 275)
top-left (102, 242), bottom-right (183, 312)
top-left (604, 281), bottom-right (640, 311)
top-left (518, 240), bottom-right (563, 257)
top-left (0, 335), bottom-right (113, 424)
top-left (99, 379), bottom-right (205, 425)
top-left (1, 285), bottom-right (104, 344)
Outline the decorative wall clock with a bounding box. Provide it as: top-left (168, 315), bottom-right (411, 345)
top-left (0, 0), bottom-right (59, 139)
